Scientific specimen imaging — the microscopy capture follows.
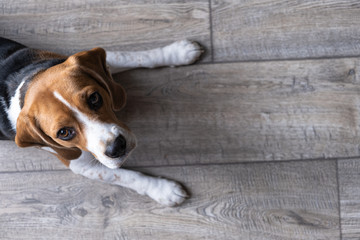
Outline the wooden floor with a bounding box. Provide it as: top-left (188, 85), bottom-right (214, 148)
top-left (1, 0), bottom-right (360, 239)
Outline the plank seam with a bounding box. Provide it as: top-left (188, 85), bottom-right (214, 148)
top-left (126, 156), bottom-right (360, 169)
top-left (208, 0), bottom-right (214, 63)
top-left (204, 55), bottom-right (360, 65)
top-left (336, 160), bottom-right (343, 240)
top-left (2, 156), bottom-right (360, 174)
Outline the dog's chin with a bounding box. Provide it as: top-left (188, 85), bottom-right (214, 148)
top-left (104, 161), bottom-right (124, 169)
top-left (98, 149), bottom-right (134, 169)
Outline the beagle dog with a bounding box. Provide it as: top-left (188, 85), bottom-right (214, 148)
top-left (0, 37), bottom-right (203, 206)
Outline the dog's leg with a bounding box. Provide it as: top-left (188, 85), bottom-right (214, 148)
top-left (106, 40), bottom-right (203, 74)
top-left (69, 151), bottom-right (188, 206)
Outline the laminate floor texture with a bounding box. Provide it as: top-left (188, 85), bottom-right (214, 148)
top-left (1, 0), bottom-right (360, 239)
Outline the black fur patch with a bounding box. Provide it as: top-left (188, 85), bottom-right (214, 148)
top-left (0, 37), bottom-right (65, 139)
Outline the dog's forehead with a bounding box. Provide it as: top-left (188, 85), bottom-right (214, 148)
top-left (28, 66), bottom-right (93, 120)
top-left (33, 90), bottom-right (74, 120)
top-left (49, 65), bottom-right (96, 90)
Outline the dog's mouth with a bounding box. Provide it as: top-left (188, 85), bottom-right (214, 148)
top-left (115, 149), bottom-right (133, 167)
top-left (115, 142), bottom-right (137, 167)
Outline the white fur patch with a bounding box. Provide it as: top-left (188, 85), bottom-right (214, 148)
top-left (106, 40), bottom-right (202, 74)
top-left (7, 80), bottom-right (25, 130)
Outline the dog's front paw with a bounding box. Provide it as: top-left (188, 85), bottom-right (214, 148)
top-left (165, 40), bottom-right (203, 66)
top-left (146, 178), bottom-right (189, 207)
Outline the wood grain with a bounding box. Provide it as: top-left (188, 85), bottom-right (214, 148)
top-left (0, 160), bottom-right (339, 240)
top-left (117, 57), bottom-right (360, 167)
top-left (0, 1), bottom-right (355, 239)
top-left (0, 141), bottom-right (64, 172)
top-left (2, 57), bottom-right (360, 172)
top-left (211, 0), bottom-right (360, 62)
top-left (338, 159), bottom-right (360, 239)
top-left (0, 0), bottom-right (211, 60)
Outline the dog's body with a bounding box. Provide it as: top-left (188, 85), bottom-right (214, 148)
top-left (0, 37), bottom-right (202, 206)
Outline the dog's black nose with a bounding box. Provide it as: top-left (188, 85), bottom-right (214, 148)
top-left (105, 135), bottom-right (127, 158)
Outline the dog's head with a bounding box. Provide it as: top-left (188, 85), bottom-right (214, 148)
top-left (15, 48), bottom-right (136, 169)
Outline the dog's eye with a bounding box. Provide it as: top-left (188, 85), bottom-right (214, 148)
top-left (88, 92), bottom-right (103, 110)
top-left (57, 127), bottom-right (76, 141)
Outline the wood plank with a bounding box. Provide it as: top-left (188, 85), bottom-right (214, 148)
top-left (2, 57), bottom-right (360, 172)
top-left (0, 0), bottom-right (211, 61)
top-left (0, 141), bottom-right (65, 172)
top-left (211, 0), bottom-right (360, 62)
top-left (338, 159), bottom-right (360, 239)
top-left (0, 160), bottom-right (339, 240)
top-left (116, 57), bottom-right (360, 167)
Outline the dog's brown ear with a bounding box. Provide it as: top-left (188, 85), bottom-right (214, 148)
top-left (15, 111), bottom-right (81, 164)
top-left (15, 111), bottom-right (54, 148)
top-left (67, 47), bottom-right (127, 111)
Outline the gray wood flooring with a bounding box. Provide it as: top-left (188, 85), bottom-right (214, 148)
top-left (1, 0), bottom-right (360, 239)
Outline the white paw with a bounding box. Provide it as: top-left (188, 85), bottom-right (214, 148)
top-left (165, 40), bottom-right (203, 66)
top-left (146, 178), bottom-right (189, 207)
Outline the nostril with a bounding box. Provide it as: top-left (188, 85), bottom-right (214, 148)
top-left (115, 135), bottom-right (126, 150)
top-left (105, 135), bottom-right (127, 158)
